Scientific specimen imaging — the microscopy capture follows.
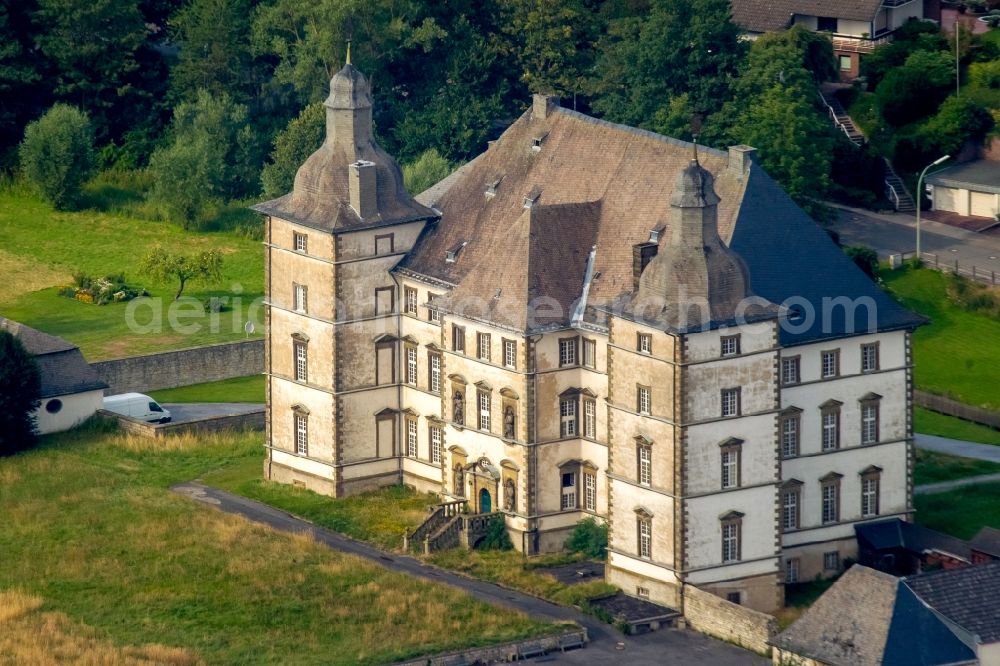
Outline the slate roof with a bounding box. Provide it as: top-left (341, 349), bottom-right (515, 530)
top-left (730, 0), bottom-right (885, 33)
top-left (970, 526), bottom-right (1000, 558)
top-left (926, 160), bottom-right (1000, 195)
top-left (774, 565), bottom-right (977, 666)
top-left (906, 560), bottom-right (1000, 644)
top-left (855, 518), bottom-right (972, 562)
top-left (0, 317), bottom-right (107, 399)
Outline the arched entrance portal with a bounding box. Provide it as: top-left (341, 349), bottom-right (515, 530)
top-left (479, 488), bottom-right (492, 513)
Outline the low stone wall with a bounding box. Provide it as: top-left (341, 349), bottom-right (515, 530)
top-left (394, 628), bottom-right (587, 665)
top-left (916, 389), bottom-right (1000, 430)
top-left (92, 339), bottom-right (264, 394)
top-left (682, 584), bottom-right (777, 657)
top-left (99, 408), bottom-right (264, 439)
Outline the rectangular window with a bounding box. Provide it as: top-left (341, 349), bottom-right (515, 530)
top-left (374, 287), bottom-right (394, 315)
top-left (559, 338), bottom-right (577, 367)
top-left (781, 414), bottom-right (800, 458)
top-left (428, 307), bottom-right (440, 323)
top-left (726, 592), bottom-right (742, 605)
top-left (561, 472), bottom-right (577, 510)
top-left (861, 343), bottom-right (879, 373)
top-left (452, 325), bottom-right (465, 353)
top-left (821, 350), bottom-right (840, 378)
top-left (722, 521), bottom-right (740, 563)
top-left (430, 426), bottom-right (442, 464)
top-left (294, 341), bottom-right (308, 382)
top-left (583, 399), bottom-right (596, 439)
top-left (862, 475), bottom-right (880, 517)
top-left (405, 346), bottom-right (417, 385)
top-left (782, 488), bottom-right (800, 531)
top-left (822, 409), bottom-right (840, 451)
top-left (817, 16), bottom-right (838, 32)
top-left (839, 55), bottom-right (852, 72)
top-left (374, 233), bottom-right (394, 255)
top-left (637, 333), bottom-right (652, 354)
top-left (822, 482), bottom-right (840, 524)
top-left (503, 339), bottom-right (517, 369)
top-left (404, 287), bottom-right (418, 315)
top-left (721, 448), bottom-right (740, 489)
top-left (636, 587), bottom-right (650, 599)
top-left (406, 419), bottom-right (417, 457)
top-left (824, 551), bottom-right (840, 571)
top-left (862, 402), bottom-right (879, 444)
top-left (637, 385), bottom-right (651, 415)
top-left (584, 472), bottom-right (596, 512)
top-left (293, 283), bottom-right (308, 313)
top-left (477, 332), bottom-right (491, 361)
top-left (638, 444), bottom-right (652, 487)
top-left (638, 517), bottom-right (652, 559)
top-left (582, 338), bottom-right (597, 368)
top-left (781, 357), bottom-right (800, 385)
top-left (785, 558), bottom-right (800, 584)
top-left (721, 334), bottom-right (740, 357)
top-left (429, 353), bottom-right (441, 393)
top-left (721, 388), bottom-right (740, 417)
top-left (293, 232), bottom-right (308, 253)
top-left (560, 398), bottom-right (577, 438)
top-left (294, 413), bottom-right (308, 455)
top-left (478, 390), bottom-right (491, 431)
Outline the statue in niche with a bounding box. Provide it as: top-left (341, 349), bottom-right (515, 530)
top-left (504, 405), bottom-right (515, 439)
top-left (454, 464), bottom-right (465, 496)
top-left (453, 390), bottom-right (464, 425)
top-left (504, 478), bottom-right (516, 512)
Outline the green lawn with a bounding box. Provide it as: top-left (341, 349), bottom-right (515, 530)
top-left (150, 375), bottom-right (265, 403)
top-left (0, 422), bottom-right (554, 664)
top-left (914, 449), bottom-right (1000, 486)
top-left (0, 185), bottom-right (264, 360)
top-left (915, 482), bottom-right (1000, 539)
top-left (915, 406), bottom-right (1000, 446)
top-left (881, 266), bottom-right (1000, 410)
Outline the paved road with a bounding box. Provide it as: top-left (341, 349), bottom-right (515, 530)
top-left (916, 433), bottom-right (1000, 463)
top-left (171, 482), bottom-right (766, 665)
top-left (163, 402), bottom-right (262, 424)
top-left (831, 205), bottom-right (1000, 270)
top-left (916, 472), bottom-right (1000, 495)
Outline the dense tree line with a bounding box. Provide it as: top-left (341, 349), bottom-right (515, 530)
top-left (4, 0), bottom-right (993, 225)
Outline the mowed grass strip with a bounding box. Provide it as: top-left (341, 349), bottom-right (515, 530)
top-left (0, 187), bottom-right (264, 360)
top-left (915, 407), bottom-right (1000, 446)
top-left (913, 449), bottom-right (1000, 486)
top-left (0, 422), bottom-right (555, 664)
top-left (881, 267), bottom-right (1000, 410)
top-left (150, 375), bottom-right (265, 404)
top-left (915, 482), bottom-right (1000, 540)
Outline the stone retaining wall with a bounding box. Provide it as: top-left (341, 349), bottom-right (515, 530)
top-left (92, 339), bottom-right (263, 394)
top-left (99, 409), bottom-right (264, 439)
top-left (682, 584), bottom-right (777, 657)
top-left (393, 628), bottom-right (587, 665)
top-left (915, 389), bottom-right (1000, 430)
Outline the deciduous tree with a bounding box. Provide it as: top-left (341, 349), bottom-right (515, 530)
top-left (19, 104), bottom-right (95, 210)
top-left (402, 148), bottom-right (452, 195)
top-left (260, 102), bottom-right (324, 198)
top-left (140, 247), bottom-right (223, 300)
top-left (0, 330), bottom-right (42, 457)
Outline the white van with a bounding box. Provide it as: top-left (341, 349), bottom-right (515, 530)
top-left (103, 393), bottom-right (172, 423)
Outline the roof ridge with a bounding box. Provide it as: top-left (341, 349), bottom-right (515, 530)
top-left (552, 106), bottom-right (728, 158)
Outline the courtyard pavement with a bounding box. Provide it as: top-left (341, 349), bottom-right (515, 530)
top-left (161, 402), bottom-right (262, 423)
top-left (916, 433), bottom-right (1000, 463)
top-left (171, 482), bottom-right (767, 665)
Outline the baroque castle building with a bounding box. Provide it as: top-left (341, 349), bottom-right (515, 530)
top-left (253, 62), bottom-right (922, 613)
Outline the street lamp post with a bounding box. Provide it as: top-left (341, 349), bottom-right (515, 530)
top-left (916, 155), bottom-right (951, 260)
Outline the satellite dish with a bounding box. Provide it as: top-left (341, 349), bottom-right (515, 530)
top-left (244, 321), bottom-right (255, 337)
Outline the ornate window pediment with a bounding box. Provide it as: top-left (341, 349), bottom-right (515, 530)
top-left (291, 403), bottom-right (310, 415)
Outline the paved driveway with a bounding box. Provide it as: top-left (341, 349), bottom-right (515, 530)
top-left (162, 402), bottom-right (262, 424)
top-left (172, 482), bottom-right (767, 665)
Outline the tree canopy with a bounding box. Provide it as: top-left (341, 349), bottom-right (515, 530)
top-left (19, 103), bottom-right (95, 210)
top-left (0, 330), bottom-right (42, 457)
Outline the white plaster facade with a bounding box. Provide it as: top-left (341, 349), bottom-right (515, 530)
top-left (34, 390), bottom-right (104, 435)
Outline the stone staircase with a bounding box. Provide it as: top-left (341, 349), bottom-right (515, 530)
top-left (883, 159), bottom-right (917, 213)
top-left (821, 92), bottom-right (865, 146)
top-left (404, 500), bottom-right (495, 554)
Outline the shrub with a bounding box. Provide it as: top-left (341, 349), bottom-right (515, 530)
top-left (402, 148), bottom-right (453, 195)
top-left (0, 330), bottom-right (42, 456)
top-left (59, 272), bottom-right (146, 305)
top-left (845, 245), bottom-right (879, 280)
top-left (476, 514), bottom-right (514, 551)
top-left (565, 517), bottom-right (608, 560)
top-left (18, 104), bottom-right (96, 210)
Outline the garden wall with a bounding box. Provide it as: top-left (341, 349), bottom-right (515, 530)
top-left (394, 628), bottom-right (588, 666)
top-left (99, 408), bottom-right (264, 439)
top-left (92, 339), bottom-right (263, 394)
top-left (916, 389), bottom-right (1000, 430)
top-left (682, 584), bottom-right (777, 657)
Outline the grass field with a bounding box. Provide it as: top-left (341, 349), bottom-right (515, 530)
top-left (0, 182), bottom-right (264, 360)
top-left (0, 422), bottom-right (554, 664)
top-left (914, 449), bottom-right (1000, 485)
top-left (882, 266), bottom-right (1000, 410)
top-left (915, 407), bottom-right (1000, 446)
top-left (915, 482), bottom-right (1000, 539)
top-left (151, 375), bottom-right (265, 404)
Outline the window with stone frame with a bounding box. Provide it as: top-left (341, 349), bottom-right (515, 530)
top-left (406, 418), bottom-right (418, 457)
top-left (781, 356), bottom-right (801, 386)
top-left (430, 426), bottom-right (442, 464)
top-left (637, 438), bottom-right (652, 487)
top-left (785, 558), bottom-right (800, 584)
top-left (824, 551), bottom-right (840, 571)
top-left (374, 286), bottom-right (394, 315)
top-left (821, 400), bottom-right (842, 451)
top-left (821, 473), bottom-right (842, 524)
top-left (721, 387), bottom-right (741, 417)
top-left (637, 333), bottom-right (652, 354)
top-left (374, 233), bottom-right (394, 255)
top-left (721, 512), bottom-right (743, 563)
top-left (293, 283), bottom-right (308, 313)
top-left (428, 352), bottom-right (441, 393)
top-left (781, 481), bottom-right (801, 532)
top-left (861, 466), bottom-right (881, 518)
top-left (720, 334), bottom-right (740, 357)
top-left (404, 286), bottom-right (418, 315)
top-left (293, 231), bottom-right (308, 253)
top-left (559, 337), bottom-right (578, 367)
top-left (375, 339), bottom-right (395, 385)
top-left (478, 389), bottom-right (491, 431)
top-left (294, 411), bottom-right (308, 455)
top-left (560, 397), bottom-right (577, 437)
top-left (428, 306), bottom-right (440, 323)
top-left (293, 339), bottom-right (308, 382)
top-left (452, 324), bottom-right (465, 353)
top-left (503, 338), bottom-right (517, 369)
top-left (781, 409), bottom-right (801, 458)
top-left (477, 332), bottom-right (491, 361)
top-left (637, 512), bottom-right (652, 559)
top-left (720, 439), bottom-right (742, 490)
top-left (861, 342), bottom-right (879, 373)
top-left (582, 338), bottom-right (597, 368)
top-left (583, 398), bottom-right (596, 439)
top-left (405, 345), bottom-right (417, 385)
top-left (584, 471), bottom-right (597, 512)
top-left (637, 385), bottom-right (651, 415)
top-left (561, 471), bottom-right (577, 510)
top-left (860, 393), bottom-right (881, 445)
top-left (726, 592), bottom-right (742, 605)
top-left (821, 349), bottom-right (840, 378)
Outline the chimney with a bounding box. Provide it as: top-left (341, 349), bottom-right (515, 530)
top-left (349, 160), bottom-right (377, 219)
top-left (728, 145), bottom-right (756, 177)
top-left (532, 94), bottom-right (560, 120)
top-left (632, 243), bottom-right (659, 291)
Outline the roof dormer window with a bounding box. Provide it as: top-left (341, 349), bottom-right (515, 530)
top-left (648, 224), bottom-right (666, 243)
top-left (445, 241), bottom-right (467, 263)
top-left (523, 187), bottom-right (542, 209)
top-left (485, 176), bottom-right (503, 198)
top-left (531, 132), bottom-right (548, 153)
